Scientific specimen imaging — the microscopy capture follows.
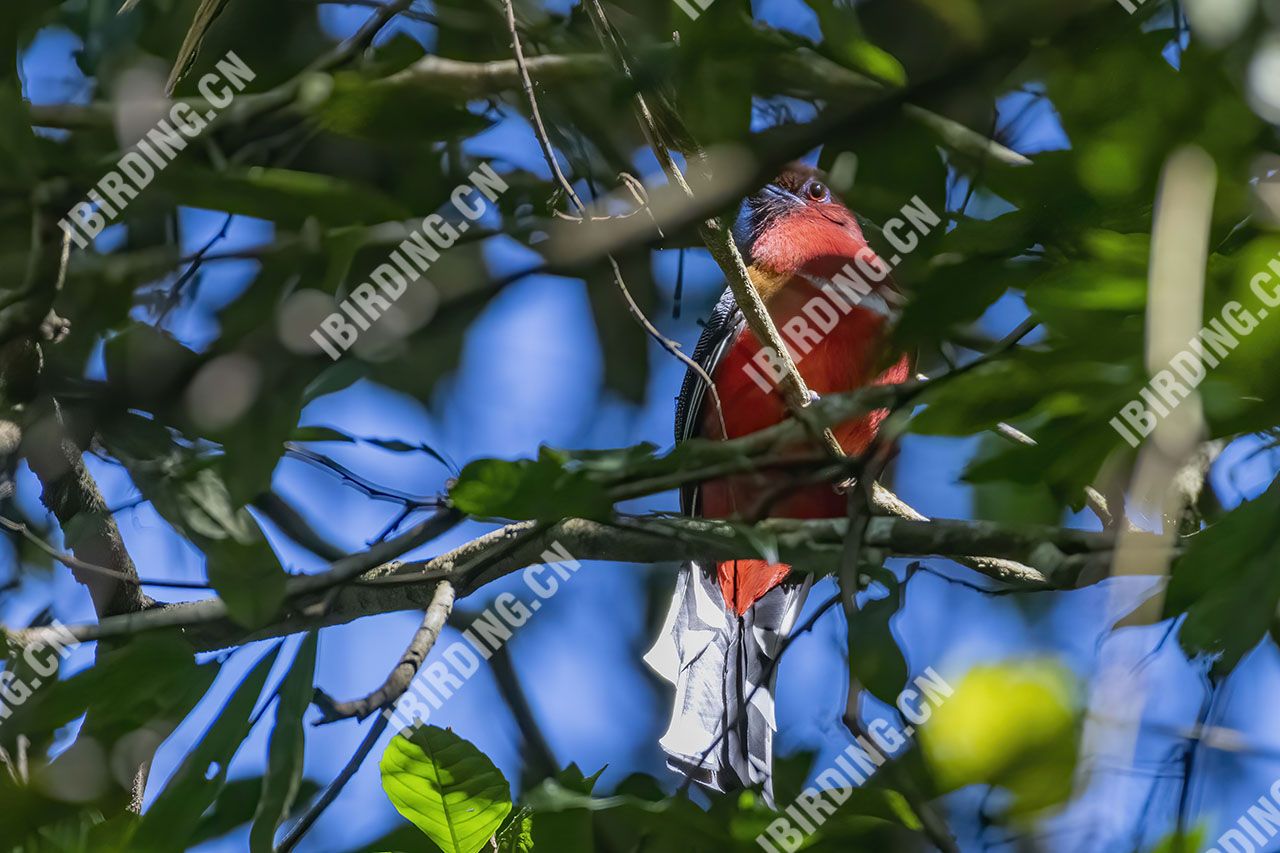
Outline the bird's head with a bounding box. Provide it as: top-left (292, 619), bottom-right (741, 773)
top-left (735, 163), bottom-right (871, 280)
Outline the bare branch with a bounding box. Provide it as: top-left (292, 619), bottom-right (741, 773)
top-left (14, 512), bottom-right (1148, 652)
top-left (21, 397), bottom-right (153, 616)
top-left (313, 580), bottom-right (455, 723)
top-left (0, 515), bottom-right (211, 590)
top-left (306, 0), bottom-right (439, 25)
top-left (27, 41), bottom-right (1031, 179)
top-left (251, 492), bottom-right (348, 562)
top-left (276, 712), bottom-right (391, 852)
top-left (502, 3), bottom-right (728, 439)
top-left (584, 0), bottom-right (843, 458)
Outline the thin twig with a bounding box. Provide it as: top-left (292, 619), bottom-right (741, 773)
top-left (840, 455), bottom-right (960, 853)
top-left (503, 0), bottom-right (727, 439)
top-left (0, 515), bottom-right (213, 590)
top-left (503, 0), bottom-right (584, 214)
top-left (305, 0), bottom-right (439, 25)
top-left (251, 492), bottom-right (348, 562)
top-left (157, 213), bottom-right (234, 322)
top-left (487, 640), bottom-right (559, 780)
top-left (312, 580), bottom-right (454, 723)
top-left (605, 255), bottom-right (730, 440)
top-left (275, 711), bottom-right (391, 852)
top-left (284, 444), bottom-right (443, 510)
top-left (311, 0), bottom-right (415, 73)
top-left (584, 0), bottom-right (841, 458)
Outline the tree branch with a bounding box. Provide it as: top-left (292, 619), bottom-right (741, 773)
top-left (21, 397), bottom-right (153, 616)
top-left (13, 513), bottom-right (1150, 652)
top-left (251, 492), bottom-right (349, 562)
top-left (26, 43), bottom-right (1027, 174)
top-left (276, 712), bottom-right (390, 852)
top-left (312, 580), bottom-right (455, 723)
top-left (586, 0), bottom-right (845, 462)
top-left (501, 2), bottom-right (729, 441)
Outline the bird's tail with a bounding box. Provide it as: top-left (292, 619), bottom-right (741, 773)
top-left (644, 561), bottom-right (811, 800)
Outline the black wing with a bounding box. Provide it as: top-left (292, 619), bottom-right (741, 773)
top-left (674, 287), bottom-right (743, 514)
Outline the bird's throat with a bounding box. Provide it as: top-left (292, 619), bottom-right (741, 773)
top-left (744, 264), bottom-right (792, 304)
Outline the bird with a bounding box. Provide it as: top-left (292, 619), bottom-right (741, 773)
top-left (644, 163), bottom-right (912, 799)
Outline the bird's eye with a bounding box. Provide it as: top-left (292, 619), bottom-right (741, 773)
top-left (806, 180), bottom-right (829, 202)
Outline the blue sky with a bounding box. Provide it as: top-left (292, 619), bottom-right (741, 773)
top-left (11, 2), bottom-right (1280, 851)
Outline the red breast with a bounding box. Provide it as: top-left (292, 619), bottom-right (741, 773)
top-left (697, 192), bottom-right (911, 612)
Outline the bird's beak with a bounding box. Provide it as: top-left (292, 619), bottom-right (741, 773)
top-left (761, 183), bottom-right (803, 206)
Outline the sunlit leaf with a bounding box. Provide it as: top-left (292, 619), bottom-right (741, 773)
top-left (380, 725), bottom-right (512, 853)
top-left (919, 660), bottom-right (1079, 814)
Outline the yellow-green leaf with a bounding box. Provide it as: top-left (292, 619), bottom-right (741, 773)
top-left (919, 660), bottom-right (1079, 814)
top-left (381, 725), bottom-right (512, 853)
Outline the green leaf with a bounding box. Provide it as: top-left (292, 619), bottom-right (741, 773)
top-left (969, 432), bottom-right (1063, 525)
top-left (193, 777), bottom-right (321, 845)
top-left (495, 809), bottom-right (533, 853)
top-left (380, 725), bottom-right (513, 853)
top-left (355, 828), bottom-right (445, 852)
top-left (250, 632), bottom-right (317, 852)
top-left (819, 111), bottom-right (946, 249)
top-left (0, 1), bottom-right (59, 82)
top-left (919, 659), bottom-right (1079, 814)
top-left (848, 576), bottom-right (909, 705)
top-left (672, 7), bottom-right (756, 146)
top-left (529, 765), bottom-right (606, 853)
top-left (316, 71), bottom-right (491, 142)
top-left (0, 634), bottom-right (215, 841)
top-left (770, 750), bottom-right (817, 807)
top-left (0, 88), bottom-right (41, 187)
top-left (808, 0), bottom-right (906, 85)
top-left (523, 778), bottom-right (727, 848)
top-left (720, 782), bottom-right (922, 850)
top-left (131, 643), bottom-right (282, 852)
top-left (205, 538), bottom-right (288, 628)
top-left (99, 418), bottom-right (291, 628)
top-left (0, 631), bottom-right (214, 748)
top-left (797, 789), bottom-right (926, 850)
top-left (163, 465), bottom-right (260, 541)
top-left (214, 370), bottom-right (311, 509)
top-left (156, 166), bottom-right (411, 226)
top-left (1146, 826), bottom-right (1206, 853)
top-left (304, 359), bottom-right (369, 403)
top-left (893, 252), bottom-right (1040, 347)
top-left (291, 425), bottom-right (357, 444)
top-left (99, 412), bottom-right (251, 540)
top-left (910, 361), bottom-right (1049, 437)
top-left (450, 451), bottom-right (612, 523)
top-left (136, 459), bottom-right (288, 628)
top-left (167, 0), bottom-right (234, 94)
top-left (1166, 474), bottom-right (1280, 676)
top-left (102, 325), bottom-right (201, 404)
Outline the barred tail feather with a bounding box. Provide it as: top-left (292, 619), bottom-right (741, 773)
top-left (644, 561), bottom-right (811, 799)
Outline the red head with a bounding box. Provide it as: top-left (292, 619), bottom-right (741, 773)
top-left (736, 163), bottom-right (871, 280)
